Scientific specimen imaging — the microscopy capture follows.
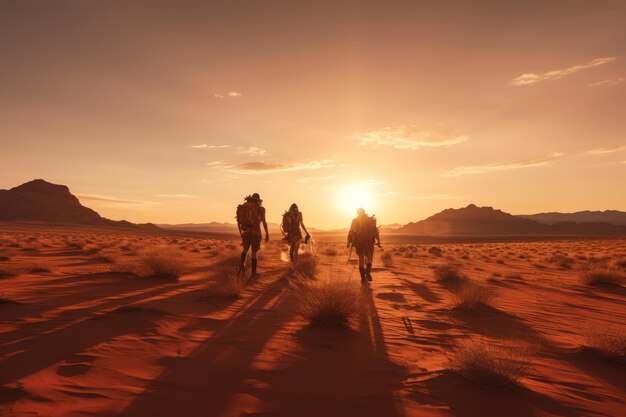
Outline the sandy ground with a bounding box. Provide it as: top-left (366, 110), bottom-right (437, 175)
top-left (0, 225), bottom-right (625, 417)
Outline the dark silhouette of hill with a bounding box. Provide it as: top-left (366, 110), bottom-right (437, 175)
top-left (519, 210), bottom-right (626, 226)
top-left (0, 179), bottom-right (158, 230)
top-left (398, 204), bottom-right (626, 236)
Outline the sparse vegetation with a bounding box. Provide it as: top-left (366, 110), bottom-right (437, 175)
top-left (286, 253), bottom-right (319, 279)
top-left (138, 245), bottom-right (187, 280)
top-left (428, 246), bottom-right (443, 256)
top-left (380, 250), bottom-right (394, 267)
top-left (450, 340), bottom-right (534, 386)
top-left (579, 267), bottom-right (625, 286)
top-left (433, 263), bottom-right (466, 282)
top-left (323, 247), bottom-right (338, 256)
top-left (454, 281), bottom-right (495, 309)
top-left (296, 278), bottom-right (361, 326)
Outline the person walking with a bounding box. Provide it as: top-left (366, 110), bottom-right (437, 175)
top-left (347, 208), bottom-right (381, 284)
top-left (236, 193), bottom-right (269, 279)
top-left (281, 203), bottom-right (310, 262)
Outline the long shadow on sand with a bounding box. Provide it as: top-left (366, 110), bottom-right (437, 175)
top-left (410, 370), bottom-right (578, 417)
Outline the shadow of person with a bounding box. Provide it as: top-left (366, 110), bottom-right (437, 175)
top-left (240, 285), bottom-right (408, 417)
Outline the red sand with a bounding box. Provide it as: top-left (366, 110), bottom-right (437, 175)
top-left (0, 224), bottom-right (624, 417)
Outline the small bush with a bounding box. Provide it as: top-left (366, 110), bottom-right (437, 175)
top-left (286, 253), bottom-right (319, 279)
top-left (454, 281), bottom-right (495, 309)
top-left (296, 278), bottom-right (361, 326)
top-left (450, 340), bottom-right (534, 386)
top-left (380, 251), bottom-right (393, 267)
top-left (428, 246), bottom-right (443, 256)
top-left (583, 322), bottom-right (626, 362)
top-left (323, 247), bottom-right (338, 256)
top-left (138, 245), bottom-right (187, 280)
top-left (433, 263), bottom-right (466, 282)
top-left (579, 268), bottom-right (625, 286)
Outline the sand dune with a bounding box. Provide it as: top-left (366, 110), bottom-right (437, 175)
top-left (0, 224), bottom-right (624, 416)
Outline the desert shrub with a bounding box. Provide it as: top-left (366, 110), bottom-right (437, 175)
top-left (450, 340), bottom-right (533, 386)
top-left (89, 254), bottom-right (115, 264)
top-left (203, 253), bottom-right (249, 299)
top-left (583, 323), bottom-right (626, 362)
top-left (404, 252), bottom-right (414, 258)
top-left (454, 281), bottom-right (495, 309)
top-left (433, 263), bottom-right (466, 282)
top-left (380, 251), bottom-right (393, 267)
top-left (296, 278), bottom-right (361, 326)
top-left (323, 247), bottom-right (338, 256)
top-left (66, 239), bottom-right (86, 250)
top-left (286, 253), bottom-right (319, 279)
top-left (83, 244), bottom-right (101, 254)
top-left (428, 246), bottom-right (443, 256)
top-left (579, 267), bottom-right (625, 286)
top-left (137, 245), bottom-right (187, 280)
top-left (225, 243), bottom-right (237, 251)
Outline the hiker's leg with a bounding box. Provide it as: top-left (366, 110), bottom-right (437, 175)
top-left (292, 242), bottom-right (300, 262)
top-left (240, 239), bottom-right (250, 273)
top-left (358, 252), bottom-right (366, 283)
top-left (365, 246), bottom-right (374, 281)
top-left (250, 236), bottom-right (261, 277)
top-left (251, 249), bottom-right (258, 276)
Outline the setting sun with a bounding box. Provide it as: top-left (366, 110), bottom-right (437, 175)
top-left (338, 183), bottom-right (376, 216)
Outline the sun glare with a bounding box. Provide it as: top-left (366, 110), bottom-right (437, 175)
top-left (338, 183), bottom-right (376, 216)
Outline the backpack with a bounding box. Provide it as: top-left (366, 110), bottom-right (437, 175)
top-left (281, 211), bottom-right (299, 236)
top-left (353, 215), bottom-right (378, 244)
top-left (236, 202), bottom-right (261, 229)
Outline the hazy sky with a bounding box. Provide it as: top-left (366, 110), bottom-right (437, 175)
top-left (1, 1), bottom-right (625, 229)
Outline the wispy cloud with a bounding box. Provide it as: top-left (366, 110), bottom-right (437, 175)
top-left (443, 152), bottom-right (565, 177)
top-left (587, 77), bottom-right (625, 87)
top-left (237, 146), bottom-right (269, 156)
top-left (214, 91), bottom-right (242, 99)
top-left (154, 194), bottom-right (198, 198)
top-left (589, 145), bottom-right (626, 154)
top-left (511, 57), bottom-right (616, 86)
top-left (209, 159), bottom-right (335, 174)
top-left (190, 144), bottom-right (231, 149)
top-left (351, 124), bottom-right (467, 150)
top-left (77, 194), bottom-right (158, 209)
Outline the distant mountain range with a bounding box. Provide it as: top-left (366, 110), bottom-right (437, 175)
top-left (398, 204), bottom-right (626, 236)
top-left (0, 179), bottom-right (157, 230)
top-left (519, 210), bottom-right (626, 226)
top-left (1, 180), bottom-right (625, 236)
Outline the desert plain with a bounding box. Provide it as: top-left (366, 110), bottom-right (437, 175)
top-left (0, 223), bottom-right (624, 417)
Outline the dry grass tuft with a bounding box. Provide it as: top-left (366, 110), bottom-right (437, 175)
top-left (296, 278), bottom-right (361, 326)
top-left (579, 267), bottom-right (625, 286)
top-left (454, 281), bottom-right (495, 309)
top-left (450, 340), bottom-right (534, 386)
top-left (583, 322), bottom-right (626, 363)
top-left (286, 253), bottom-right (319, 279)
top-left (433, 263), bottom-right (466, 282)
top-left (323, 247), bottom-right (338, 256)
top-left (428, 246), bottom-right (443, 256)
top-left (137, 245), bottom-right (187, 280)
top-left (380, 250), bottom-right (394, 267)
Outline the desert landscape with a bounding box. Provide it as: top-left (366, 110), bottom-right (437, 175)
top-left (1, 219), bottom-right (624, 416)
top-left (2, 1), bottom-right (626, 416)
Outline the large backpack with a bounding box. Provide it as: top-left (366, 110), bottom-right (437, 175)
top-left (236, 202), bottom-right (261, 230)
top-left (281, 211), bottom-right (299, 236)
top-left (353, 215), bottom-right (378, 244)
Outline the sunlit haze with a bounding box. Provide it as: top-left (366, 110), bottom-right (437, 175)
top-left (1, 1), bottom-right (625, 229)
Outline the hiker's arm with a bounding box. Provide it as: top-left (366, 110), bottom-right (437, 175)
top-left (262, 209), bottom-right (269, 241)
top-left (300, 216), bottom-right (309, 236)
top-left (375, 228), bottom-right (381, 247)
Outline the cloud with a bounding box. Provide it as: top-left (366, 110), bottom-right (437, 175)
top-left (190, 144), bottom-right (231, 149)
top-left (237, 146), bottom-right (269, 156)
top-left (511, 57), bottom-right (616, 86)
top-left (210, 159), bottom-right (335, 174)
top-left (443, 152), bottom-right (564, 177)
top-left (213, 91), bottom-right (242, 98)
top-left (351, 124), bottom-right (467, 150)
top-left (213, 93), bottom-right (224, 99)
top-left (587, 77), bottom-right (625, 87)
top-left (589, 145), bottom-right (626, 154)
top-left (228, 91), bottom-right (242, 97)
top-left (76, 194), bottom-right (158, 209)
top-left (154, 194), bottom-right (198, 198)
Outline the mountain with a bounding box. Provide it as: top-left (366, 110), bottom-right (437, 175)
top-left (398, 204), bottom-right (626, 236)
top-left (519, 210), bottom-right (626, 226)
top-left (0, 179), bottom-right (158, 229)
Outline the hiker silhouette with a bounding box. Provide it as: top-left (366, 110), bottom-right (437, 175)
top-left (236, 193), bottom-right (269, 278)
top-left (281, 203), bottom-right (310, 262)
top-left (347, 208), bottom-right (381, 284)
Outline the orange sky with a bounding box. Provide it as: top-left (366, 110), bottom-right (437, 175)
top-left (1, 1), bottom-right (625, 229)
